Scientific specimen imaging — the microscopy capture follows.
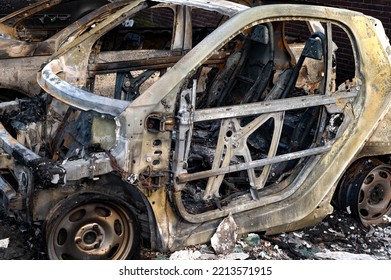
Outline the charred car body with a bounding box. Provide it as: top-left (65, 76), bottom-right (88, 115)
top-left (0, 0), bottom-right (119, 100)
top-left (0, 0), bottom-right (227, 100)
top-left (0, 0), bottom-right (391, 259)
top-left (0, 0), bottom-right (111, 41)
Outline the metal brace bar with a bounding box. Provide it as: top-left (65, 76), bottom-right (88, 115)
top-left (177, 145), bottom-right (332, 183)
top-left (193, 91), bottom-right (357, 123)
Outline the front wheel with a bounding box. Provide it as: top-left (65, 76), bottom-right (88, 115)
top-left (44, 193), bottom-right (140, 260)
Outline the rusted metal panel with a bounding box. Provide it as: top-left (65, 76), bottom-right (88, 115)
top-left (0, 55), bottom-right (48, 95)
top-left (359, 110), bottom-right (391, 157)
top-left (39, 59), bottom-right (130, 116)
top-left (193, 91), bottom-right (357, 122)
top-left (0, 0), bottom-right (65, 28)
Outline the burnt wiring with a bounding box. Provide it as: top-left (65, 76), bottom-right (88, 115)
top-left (106, 150), bottom-right (154, 191)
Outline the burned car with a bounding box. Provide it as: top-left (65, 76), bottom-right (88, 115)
top-left (0, 0), bottom-right (117, 100)
top-left (0, 0), bottom-right (111, 41)
top-left (1, 0), bottom-right (391, 260)
top-left (0, 0), bottom-right (233, 100)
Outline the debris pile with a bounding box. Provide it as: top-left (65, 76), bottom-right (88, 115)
top-left (142, 211), bottom-right (391, 260)
top-left (210, 213), bottom-right (238, 255)
top-left (0, 209), bottom-right (46, 260)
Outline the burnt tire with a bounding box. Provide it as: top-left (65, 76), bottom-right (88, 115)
top-left (44, 193), bottom-right (140, 260)
top-left (334, 158), bottom-right (391, 227)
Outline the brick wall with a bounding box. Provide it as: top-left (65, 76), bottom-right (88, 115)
top-left (301, 0), bottom-right (391, 83)
top-left (303, 0), bottom-right (391, 37)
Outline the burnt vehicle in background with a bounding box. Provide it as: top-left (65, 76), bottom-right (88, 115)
top-left (0, 0), bottom-right (234, 101)
top-left (0, 0), bottom-right (115, 100)
top-left (0, 0), bottom-right (111, 41)
top-left (0, 0), bottom-right (391, 260)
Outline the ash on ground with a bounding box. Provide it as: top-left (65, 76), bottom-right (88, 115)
top-left (1, 208), bottom-right (390, 260)
top-left (142, 211), bottom-right (391, 260)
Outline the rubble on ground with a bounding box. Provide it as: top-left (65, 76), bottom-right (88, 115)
top-left (210, 213), bottom-right (238, 255)
top-left (141, 211), bottom-right (391, 260)
top-left (1, 208), bottom-right (390, 260)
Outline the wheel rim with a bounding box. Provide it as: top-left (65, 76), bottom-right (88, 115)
top-left (47, 199), bottom-right (135, 260)
top-left (357, 165), bottom-right (391, 226)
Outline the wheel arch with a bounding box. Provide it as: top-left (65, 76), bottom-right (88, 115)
top-left (98, 174), bottom-right (161, 251)
top-left (41, 173), bottom-right (161, 254)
